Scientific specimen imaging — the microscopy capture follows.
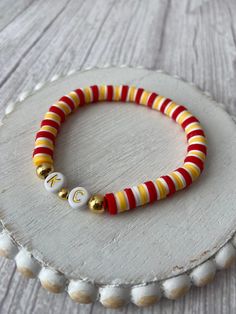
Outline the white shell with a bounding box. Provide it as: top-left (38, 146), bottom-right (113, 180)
top-left (99, 286), bottom-right (129, 309)
top-left (162, 275), bottom-right (191, 300)
top-left (38, 267), bottom-right (66, 293)
top-left (44, 172), bottom-right (66, 193)
top-left (15, 249), bottom-right (40, 278)
top-left (131, 284), bottom-right (162, 307)
top-left (0, 232), bottom-right (18, 258)
top-left (68, 280), bottom-right (97, 304)
top-left (215, 243), bottom-right (236, 269)
top-left (68, 187), bottom-right (90, 210)
top-left (190, 260), bottom-right (216, 287)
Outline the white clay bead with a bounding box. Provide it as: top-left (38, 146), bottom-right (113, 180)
top-left (190, 260), bottom-right (216, 287)
top-left (215, 243), bottom-right (236, 269)
top-left (0, 232), bottom-right (18, 258)
top-left (68, 280), bottom-right (97, 304)
top-left (131, 284), bottom-right (162, 307)
top-left (39, 268), bottom-right (66, 293)
top-left (44, 172), bottom-right (66, 193)
top-left (15, 249), bottom-right (40, 278)
top-left (99, 286), bottom-right (129, 309)
top-left (68, 187), bottom-right (90, 210)
top-left (162, 275), bottom-right (191, 300)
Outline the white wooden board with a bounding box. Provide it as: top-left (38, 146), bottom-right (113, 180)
top-left (0, 67), bottom-right (236, 290)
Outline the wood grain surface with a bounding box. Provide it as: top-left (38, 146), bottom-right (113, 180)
top-left (0, 0), bottom-right (236, 313)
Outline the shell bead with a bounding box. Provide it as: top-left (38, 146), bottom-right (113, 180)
top-left (44, 172), bottom-right (66, 193)
top-left (68, 187), bottom-right (90, 210)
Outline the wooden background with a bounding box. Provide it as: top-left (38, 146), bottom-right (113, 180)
top-left (0, 0), bottom-right (236, 313)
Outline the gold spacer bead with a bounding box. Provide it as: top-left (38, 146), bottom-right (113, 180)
top-left (36, 163), bottom-right (54, 179)
top-left (58, 188), bottom-right (69, 200)
top-left (88, 194), bottom-right (105, 214)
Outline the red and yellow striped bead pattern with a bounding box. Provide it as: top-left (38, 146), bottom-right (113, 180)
top-left (33, 85), bottom-right (207, 215)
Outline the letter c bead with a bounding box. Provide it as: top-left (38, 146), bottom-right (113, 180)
top-left (68, 187), bottom-right (90, 210)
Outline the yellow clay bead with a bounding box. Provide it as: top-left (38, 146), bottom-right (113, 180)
top-left (58, 188), bottom-right (69, 200)
top-left (36, 163), bottom-right (54, 179)
top-left (88, 194), bottom-right (105, 214)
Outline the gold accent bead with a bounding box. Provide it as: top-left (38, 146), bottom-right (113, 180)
top-left (58, 188), bottom-right (69, 200)
top-left (36, 163), bottom-right (54, 179)
top-left (88, 194), bottom-right (105, 214)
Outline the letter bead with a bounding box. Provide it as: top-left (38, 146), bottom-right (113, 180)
top-left (68, 187), bottom-right (90, 210)
top-left (44, 172), bottom-right (66, 193)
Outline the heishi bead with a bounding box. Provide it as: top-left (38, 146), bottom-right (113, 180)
top-left (44, 172), bottom-right (66, 193)
top-left (68, 187), bottom-right (90, 210)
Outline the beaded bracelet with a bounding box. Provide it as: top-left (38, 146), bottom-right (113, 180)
top-left (33, 85), bottom-right (207, 215)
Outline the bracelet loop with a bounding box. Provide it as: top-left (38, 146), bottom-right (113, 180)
top-left (33, 85), bottom-right (207, 215)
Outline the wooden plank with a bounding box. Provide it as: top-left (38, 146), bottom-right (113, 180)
top-left (0, 0), bottom-right (33, 32)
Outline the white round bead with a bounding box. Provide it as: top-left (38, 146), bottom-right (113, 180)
top-left (68, 187), bottom-right (90, 210)
top-left (190, 260), bottom-right (216, 287)
top-left (0, 232), bottom-right (18, 258)
top-left (131, 284), bottom-right (162, 307)
top-left (231, 233), bottom-right (236, 248)
top-left (39, 267), bottom-right (66, 293)
top-left (162, 275), bottom-right (191, 300)
top-left (44, 172), bottom-right (66, 193)
top-left (68, 280), bottom-right (97, 304)
top-left (215, 243), bottom-right (236, 269)
top-left (99, 286), bottom-right (128, 309)
top-left (15, 249), bottom-right (40, 278)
